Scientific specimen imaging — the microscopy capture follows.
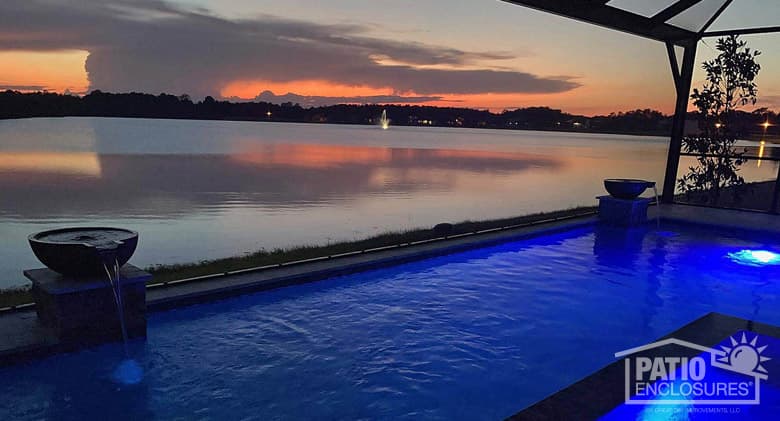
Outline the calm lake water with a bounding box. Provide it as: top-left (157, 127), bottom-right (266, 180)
top-left (0, 117), bottom-right (773, 288)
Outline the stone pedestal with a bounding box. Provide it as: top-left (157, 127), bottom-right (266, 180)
top-left (24, 265), bottom-right (150, 344)
top-left (597, 195), bottom-right (651, 227)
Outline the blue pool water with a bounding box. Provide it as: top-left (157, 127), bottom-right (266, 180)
top-left (1, 223), bottom-right (779, 420)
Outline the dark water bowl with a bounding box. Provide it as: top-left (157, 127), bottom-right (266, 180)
top-left (29, 227), bottom-right (138, 277)
top-left (603, 179), bottom-right (655, 200)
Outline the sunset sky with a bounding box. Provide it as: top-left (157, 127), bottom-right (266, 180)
top-left (1, 0), bottom-right (778, 115)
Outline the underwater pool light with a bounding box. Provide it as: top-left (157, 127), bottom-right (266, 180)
top-left (112, 358), bottom-right (144, 385)
top-left (728, 249), bottom-right (780, 266)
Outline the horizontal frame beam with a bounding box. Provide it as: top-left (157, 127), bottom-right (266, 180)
top-left (703, 26), bottom-right (780, 37)
top-left (679, 152), bottom-right (780, 162)
top-left (500, 0), bottom-right (699, 43)
top-left (652, 0), bottom-right (702, 24)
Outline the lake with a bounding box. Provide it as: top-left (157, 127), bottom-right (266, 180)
top-left (0, 117), bottom-right (774, 288)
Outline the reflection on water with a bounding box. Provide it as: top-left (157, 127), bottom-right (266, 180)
top-left (0, 146), bottom-right (560, 219)
top-left (0, 117), bottom-right (670, 287)
top-left (0, 152), bottom-right (102, 176)
top-left (743, 141), bottom-right (780, 170)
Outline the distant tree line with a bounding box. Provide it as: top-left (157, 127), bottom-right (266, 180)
top-left (0, 90), bottom-right (777, 138)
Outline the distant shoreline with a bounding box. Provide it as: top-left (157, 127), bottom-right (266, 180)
top-left (0, 90), bottom-right (678, 138)
top-left (0, 114), bottom-right (673, 139)
top-left (3, 90), bottom-right (776, 141)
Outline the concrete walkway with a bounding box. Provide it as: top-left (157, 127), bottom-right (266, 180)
top-left (651, 203), bottom-right (780, 234)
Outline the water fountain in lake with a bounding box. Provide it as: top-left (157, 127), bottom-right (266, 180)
top-left (380, 109), bottom-right (390, 130)
top-left (25, 227), bottom-right (150, 384)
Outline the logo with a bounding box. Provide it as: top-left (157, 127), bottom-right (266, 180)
top-left (615, 332), bottom-right (770, 405)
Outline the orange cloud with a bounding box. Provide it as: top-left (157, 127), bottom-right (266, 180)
top-left (222, 79), bottom-right (535, 111)
top-left (221, 79), bottom-right (393, 99)
top-left (220, 78), bottom-right (672, 115)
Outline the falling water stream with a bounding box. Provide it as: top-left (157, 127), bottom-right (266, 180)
top-left (102, 258), bottom-right (129, 355)
top-left (99, 249), bottom-right (143, 385)
top-left (651, 183), bottom-right (660, 230)
top-left (648, 182), bottom-right (678, 238)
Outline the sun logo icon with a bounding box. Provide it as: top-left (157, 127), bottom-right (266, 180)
top-left (717, 333), bottom-right (771, 376)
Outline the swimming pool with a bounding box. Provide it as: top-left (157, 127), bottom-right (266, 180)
top-left (1, 222), bottom-right (779, 420)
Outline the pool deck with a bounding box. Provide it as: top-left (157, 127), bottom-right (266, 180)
top-left (650, 203), bottom-right (780, 235)
top-left (507, 312), bottom-right (780, 420)
top-left (0, 204), bottom-right (777, 367)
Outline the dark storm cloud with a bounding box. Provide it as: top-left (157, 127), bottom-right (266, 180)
top-left (254, 91), bottom-right (448, 107)
top-left (0, 0), bottom-right (580, 98)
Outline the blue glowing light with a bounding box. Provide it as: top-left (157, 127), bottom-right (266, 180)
top-left (112, 359), bottom-right (144, 385)
top-left (728, 249), bottom-right (780, 266)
